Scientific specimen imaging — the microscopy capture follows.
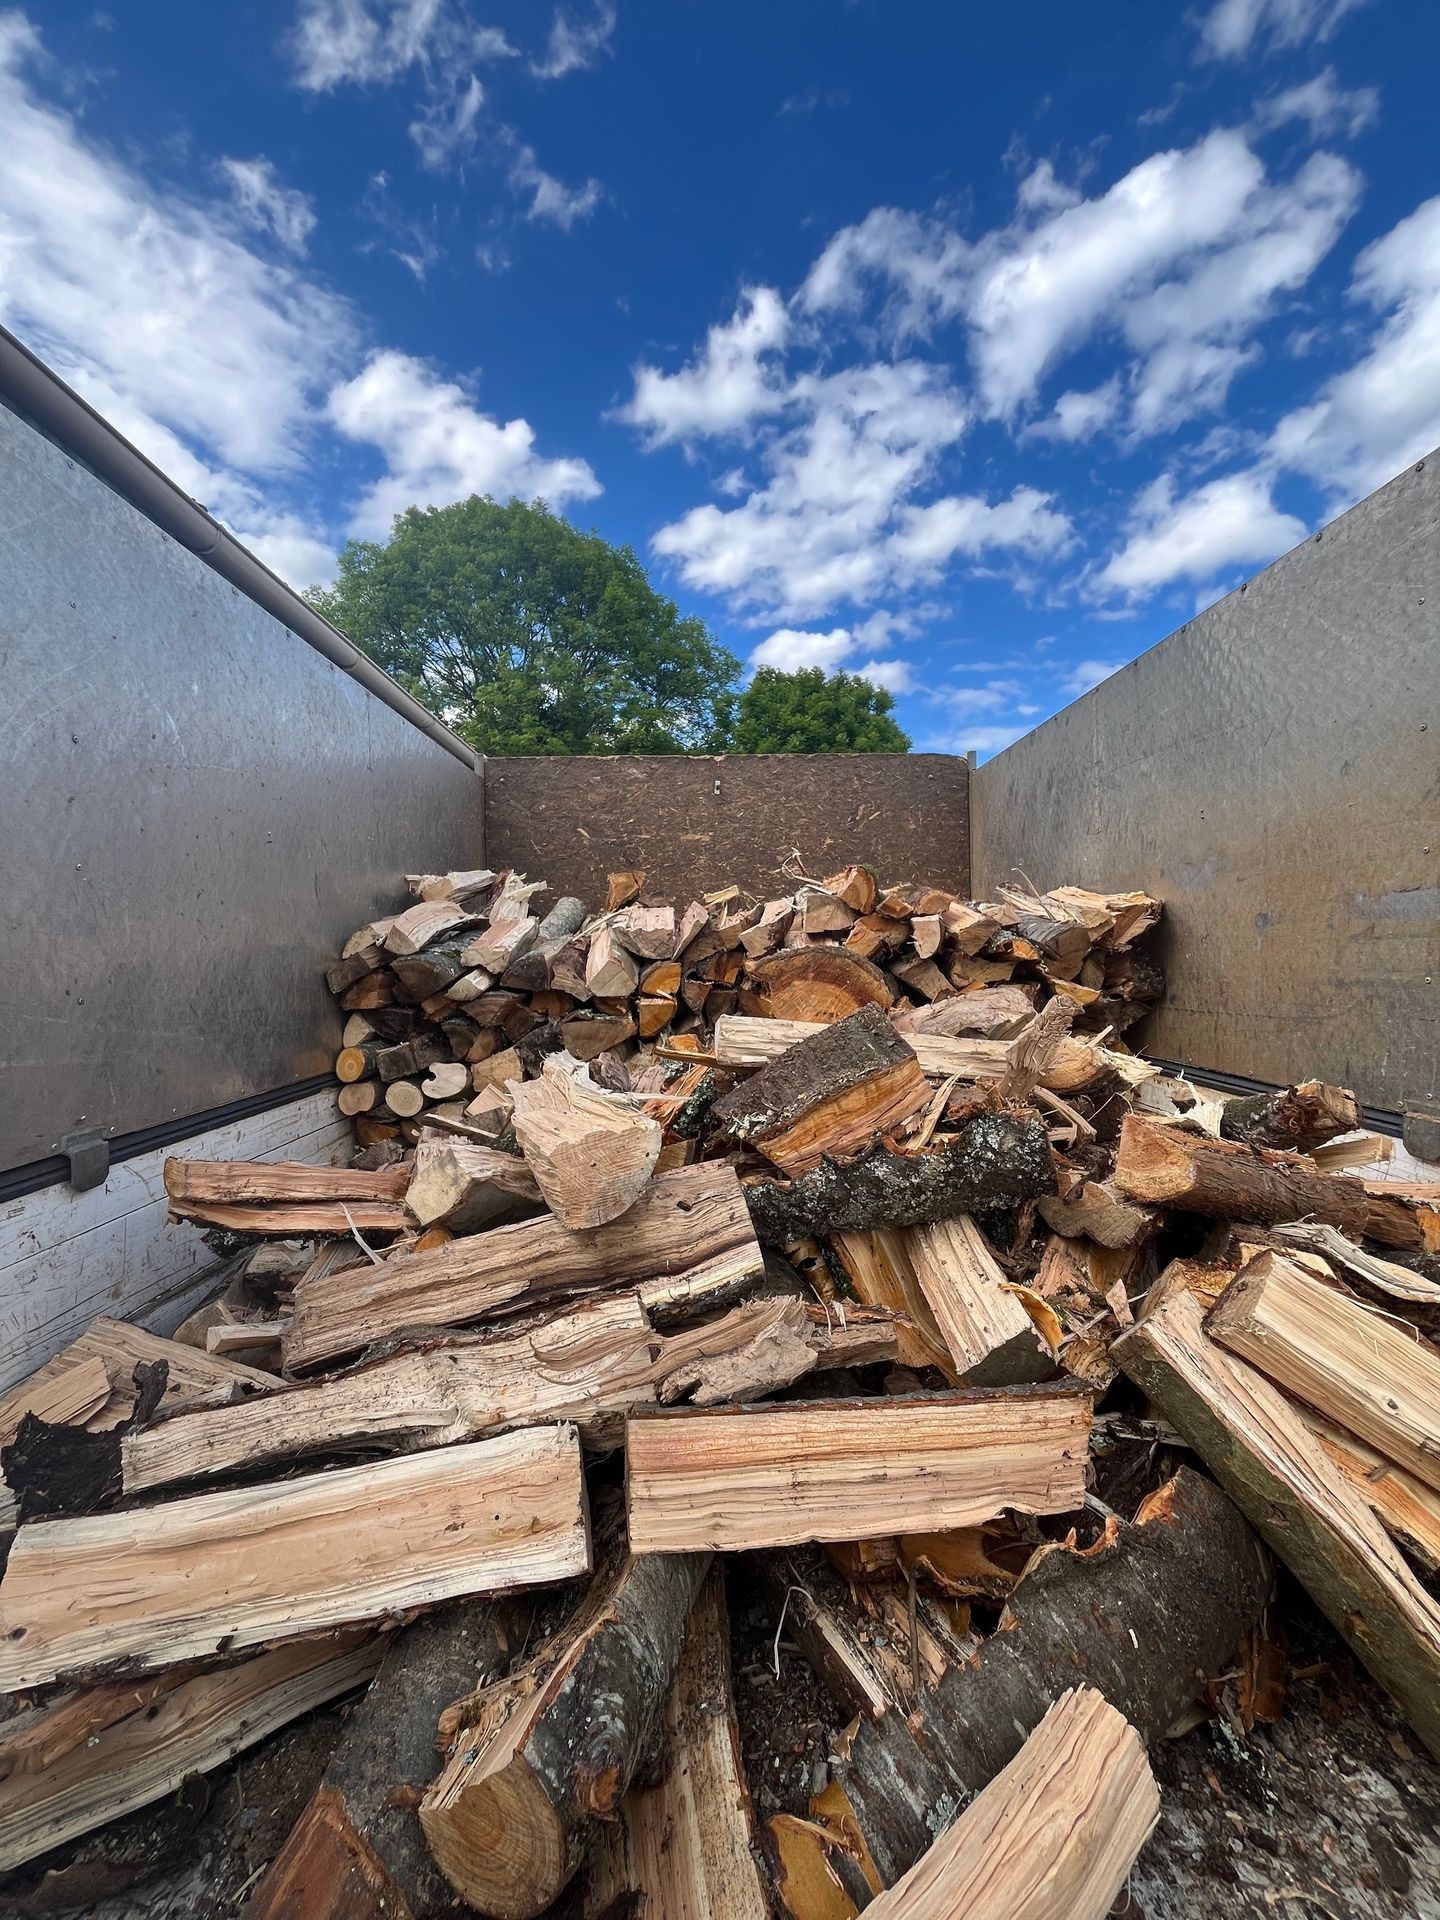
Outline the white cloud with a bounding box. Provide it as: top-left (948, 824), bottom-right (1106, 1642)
top-left (925, 721), bottom-right (1034, 757)
top-left (798, 130), bottom-right (1358, 440)
top-left (617, 288), bottom-right (790, 447)
top-left (1062, 658), bottom-right (1124, 695)
top-left (1197, 0), bottom-right (1369, 61)
top-left (508, 145), bottom-right (603, 228)
top-left (410, 71), bottom-right (487, 171)
top-left (1031, 379), bottom-right (1122, 442)
top-left (1251, 66), bottom-right (1379, 139)
top-left (934, 680), bottom-right (1025, 715)
top-left (750, 627), bottom-right (856, 673)
top-left (1094, 469), bottom-right (1307, 600)
top-left (889, 486), bottom-right (1073, 578)
top-left (1269, 195), bottom-right (1440, 499)
top-left (219, 156), bottom-right (317, 254)
top-left (853, 658), bottom-right (915, 694)
top-left (328, 350), bottom-right (601, 536)
top-left (532, 2), bottom-right (615, 79)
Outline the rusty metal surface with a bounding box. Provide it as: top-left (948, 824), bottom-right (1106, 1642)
top-left (483, 752), bottom-right (970, 904)
top-left (973, 456), bottom-right (1439, 1112)
top-left (0, 402), bottom-right (483, 1173)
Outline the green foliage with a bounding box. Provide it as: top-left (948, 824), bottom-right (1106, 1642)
top-left (308, 496), bottom-right (740, 756)
top-left (729, 666), bottom-right (912, 753)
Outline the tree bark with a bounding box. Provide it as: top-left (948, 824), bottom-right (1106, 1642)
top-left (823, 1468), bottom-right (1267, 1886)
top-left (1218, 1080), bottom-right (1362, 1151)
top-left (744, 1112), bottom-right (1055, 1244)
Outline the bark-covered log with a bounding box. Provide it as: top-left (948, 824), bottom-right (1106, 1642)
top-left (1218, 1080), bottom-right (1363, 1151)
top-left (248, 1603), bottom-right (520, 1920)
top-left (825, 1468), bottom-right (1268, 1886)
top-left (744, 1111), bottom-right (1055, 1244)
top-left (421, 1544), bottom-right (709, 1919)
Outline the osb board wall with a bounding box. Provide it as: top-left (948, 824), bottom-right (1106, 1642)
top-left (483, 754), bottom-right (970, 905)
top-left (973, 455), bottom-right (1438, 1116)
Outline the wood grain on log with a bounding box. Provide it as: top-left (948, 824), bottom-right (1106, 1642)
top-left (904, 1214), bottom-right (1052, 1385)
top-left (283, 1163), bottom-right (763, 1372)
top-left (406, 1137), bottom-right (541, 1232)
top-left (0, 1426), bottom-right (590, 1689)
top-left (749, 948), bottom-right (895, 1022)
top-left (1114, 1278), bottom-right (1440, 1760)
top-left (624, 1387), bottom-right (1090, 1552)
top-left (510, 1061), bottom-right (662, 1228)
top-left (163, 1160), bottom-right (407, 1206)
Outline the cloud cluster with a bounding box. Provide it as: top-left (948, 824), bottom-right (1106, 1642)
top-left (1196, 0), bottom-right (1370, 61)
top-left (531, 3), bottom-right (616, 81)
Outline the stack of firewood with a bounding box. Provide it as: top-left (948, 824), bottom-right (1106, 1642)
top-left (2, 858), bottom-right (1438, 1920)
top-left (325, 862), bottom-right (1165, 1151)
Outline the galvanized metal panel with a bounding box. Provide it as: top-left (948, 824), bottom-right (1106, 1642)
top-left (484, 752), bottom-right (970, 904)
top-left (0, 402), bottom-right (483, 1172)
top-left (973, 456), bottom-right (1439, 1114)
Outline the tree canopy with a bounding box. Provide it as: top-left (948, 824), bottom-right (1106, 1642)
top-left (309, 496), bottom-right (739, 756)
top-left (309, 497), bottom-right (913, 757)
top-left (729, 666), bottom-right (912, 753)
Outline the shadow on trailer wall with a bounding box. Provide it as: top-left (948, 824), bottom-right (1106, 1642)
top-left (972, 454), bottom-right (1439, 1121)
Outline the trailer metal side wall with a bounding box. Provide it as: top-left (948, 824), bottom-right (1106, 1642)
top-left (972, 455), bottom-right (1439, 1116)
top-left (0, 398), bottom-right (482, 1173)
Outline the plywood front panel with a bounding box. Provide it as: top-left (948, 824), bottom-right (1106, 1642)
top-left (973, 456), bottom-right (1438, 1114)
top-left (484, 753), bottom-right (969, 905)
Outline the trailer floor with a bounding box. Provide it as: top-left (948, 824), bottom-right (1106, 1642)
top-left (2, 1590), bottom-right (1437, 1920)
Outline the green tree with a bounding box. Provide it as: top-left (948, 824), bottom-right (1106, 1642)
top-left (309, 496), bottom-right (740, 755)
top-left (730, 666), bottom-right (912, 753)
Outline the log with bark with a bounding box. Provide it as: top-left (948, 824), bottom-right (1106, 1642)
top-left (283, 1163), bottom-right (763, 1372)
top-left (0, 1426), bottom-right (591, 1689)
top-left (854, 1687), bottom-right (1157, 1920)
top-left (1113, 1274), bottom-right (1440, 1760)
top-left (1113, 1114), bottom-right (1439, 1251)
top-left (0, 1632), bottom-right (383, 1874)
top-left (248, 1603), bottom-right (521, 1920)
top-left (420, 1541), bottom-right (708, 1919)
top-left (583, 1567), bottom-right (768, 1920)
top-left (712, 1004), bottom-right (931, 1175)
top-left (624, 1386), bottom-right (1091, 1552)
top-left (712, 1015), bottom-right (1143, 1093)
top-left (743, 1111), bottom-right (1056, 1244)
top-left (1218, 1079), bottom-right (1363, 1151)
top-left (824, 1468), bottom-right (1268, 1885)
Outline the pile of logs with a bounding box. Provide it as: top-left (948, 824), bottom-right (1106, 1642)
top-left (2, 859), bottom-right (1438, 1919)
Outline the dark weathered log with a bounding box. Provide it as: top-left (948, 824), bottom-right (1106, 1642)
top-left (1218, 1080), bottom-right (1363, 1151)
top-left (745, 1112), bottom-right (1055, 1243)
top-left (712, 1004), bottom-right (930, 1176)
top-left (1113, 1114), bottom-right (1437, 1250)
top-left (248, 1603), bottom-right (520, 1920)
top-left (825, 1468), bottom-right (1268, 1885)
top-left (421, 1544), bottom-right (709, 1919)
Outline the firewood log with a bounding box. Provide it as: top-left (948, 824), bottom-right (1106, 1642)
top-left (466, 914), bottom-right (539, 974)
top-left (510, 1060), bottom-right (662, 1228)
top-left (385, 901), bottom-right (481, 956)
top-left (750, 946), bottom-right (895, 1021)
top-left (406, 1137), bottom-right (541, 1231)
top-left (0, 1427), bottom-right (591, 1690)
top-left (744, 1111), bottom-right (1055, 1244)
top-left (1218, 1079), bottom-right (1363, 1151)
top-left (823, 864), bottom-right (878, 914)
top-left (164, 1160), bottom-right (407, 1206)
top-left (248, 1604), bottom-right (521, 1920)
top-left (1114, 1274), bottom-right (1440, 1760)
top-left (903, 1214), bottom-right (1052, 1386)
top-left (825, 1468), bottom-right (1267, 1885)
top-left (420, 1543), bottom-right (709, 1919)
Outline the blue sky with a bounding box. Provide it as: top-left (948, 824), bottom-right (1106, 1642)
top-left (3, 0), bottom-right (1437, 755)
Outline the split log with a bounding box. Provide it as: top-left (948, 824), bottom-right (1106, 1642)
top-left (903, 1214), bottom-right (1052, 1386)
top-left (801, 891), bottom-right (856, 937)
top-left (827, 1468), bottom-right (1267, 1885)
top-left (893, 986), bottom-right (1034, 1039)
top-left (385, 901), bottom-right (480, 955)
top-left (613, 903), bottom-right (677, 958)
top-left (421, 1061), bottom-right (470, 1102)
top-left (744, 1111), bottom-right (1055, 1244)
top-left (284, 1163), bottom-right (763, 1372)
top-left (248, 1604), bottom-right (519, 1920)
top-left (749, 948), bottom-right (895, 1021)
top-left (164, 1196), bottom-right (408, 1237)
top-left (465, 914), bottom-right (539, 975)
top-left (510, 1060), bottom-right (662, 1228)
top-left (624, 1386), bottom-right (1090, 1552)
top-left (1303, 1409), bottom-right (1440, 1575)
top-left (124, 1296), bottom-right (657, 1495)
top-left (561, 1010), bottom-right (637, 1060)
top-left (408, 866), bottom-right (497, 903)
top-left (0, 1633), bottom-right (383, 1874)
top-left (1113, 1114), bottom-right (1438, 1250)
top-left (1113, 1277), bottom-right (1440, 1760)
top-left (0, 1425), bottom-right (590, 1689)
top-left (1218, 1079), bottom-right (1363, 1151)
top-left (1037, 1175), bottom-right (1155, 1249)
top-left (406, 1137), bottom-right (541, 1231)
top-left (421, 1544), bottom-right (708, 1919)
top-left (163, 1160), bottom-right (407, 1207)
top-left (829, 1229), bottom-right (955, 1373)
top-left (325, 945), bottom-right (385, 994)
top-left (1207, 1250), bottom-right (1440, 1495)
top-left (855, 1688), bottom-right (1156, 1920)
top-left (712, 1005), bottom-right (930, 1176)
top-left (585, 1567), bottom-right (767, 1920)
top-left (890, 956), bottom-right (951, 1001)
top-left (586, 923), bottom-right (642, 998)
top-left (651, 1295), bottom-right (897, 1407)
top-left (993, 998), bottom-right (1074, 1105)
